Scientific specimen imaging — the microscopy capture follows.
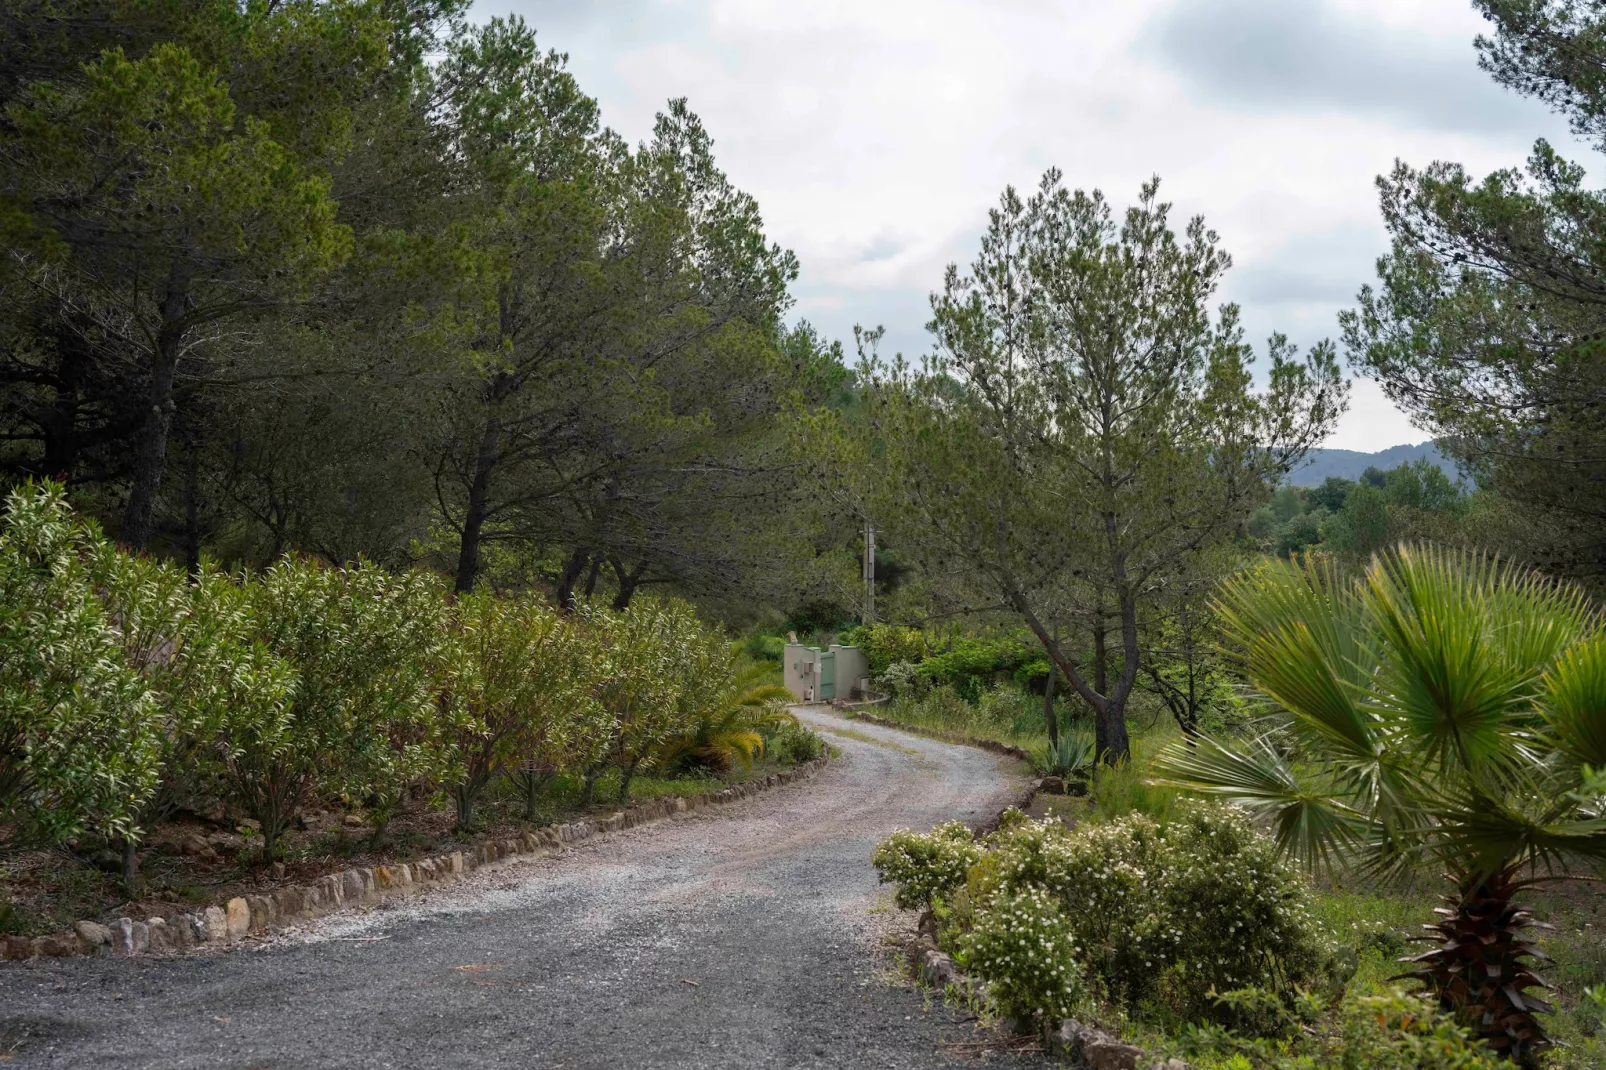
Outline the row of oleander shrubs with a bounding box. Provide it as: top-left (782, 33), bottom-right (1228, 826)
top-left (0, 482), bottom-right (815, 869)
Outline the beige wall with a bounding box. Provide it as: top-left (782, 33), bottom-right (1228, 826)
top-left (783, 644), bottom-right (820, 702)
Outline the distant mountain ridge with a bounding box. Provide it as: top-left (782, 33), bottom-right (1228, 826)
top-left (1290, 441), bottom-right (1461, 487)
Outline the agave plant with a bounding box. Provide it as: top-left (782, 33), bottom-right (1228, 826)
top-left (1031, 729), bottom-right (1094, 781)
top-left (1153, 546), bottom-right (1606, 1066)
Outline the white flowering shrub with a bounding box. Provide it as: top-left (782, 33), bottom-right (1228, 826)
top-left (1145, 802), bottom-right (1330, 1019)
top-left (915, 800), bottom-right (1332, 1023)
top-left (956, 886), bottom-right (1085, 1026)
top-left (872, 820), bottom-right (982, 909)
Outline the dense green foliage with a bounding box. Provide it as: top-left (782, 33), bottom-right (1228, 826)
top-left (1340, 1), bottom-right (1606, 587)
top-left (877, 802), bottom-right (1333, 1030)
top-left (1157, 546), bottom-right (1606, 1062)
top-left (0, 484), bottom-right (812, 866)
top-left (1249, 460), bottom-right (1471, 558)
top-left (0, 0), bottom-right (842, 616)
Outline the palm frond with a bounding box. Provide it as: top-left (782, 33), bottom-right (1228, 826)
top-left (1540, 632), bottom-right (1606, 769)
top-left (1365, 545), bottom-right (1533, 777)
top-left (1151, 732), bottom-right (1365, 873)
top-left (1215, 557), bottom-right (1382, 766)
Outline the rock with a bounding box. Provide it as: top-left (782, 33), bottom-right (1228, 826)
top-left (181, 834), bottom-right (214, 858)
top-left (674, 798), bottom-right (688, 813)
top-left (914, 947), bottom-right (962, 990)
top-left (36, 932), bottom-right (78, 957)
top-left (2, 934), bottom-right (33, 960)
top-left (340, 870), bottom-right (365, 904)
top-left (342, 813), bottom-right (365, 829)
top-left (275, 886), bottom-right (304, 918)
top-left (225, 897), bottom-right (250, 940)
top-left (246, 895), bottom-right (273, 932)
top-left (128, 921), bottom-right (149, 954)
top-left (1049, 1020), bottom-right (1144, 1070)
top-left (202, 906), bottom-right (228, 942)
top-left (145, 918), bottom-right (172, 952)
top-left (75, 920), bottom-right (112, 954)
top-left (170, 917), bottom-right (196, 948)
top-left (1039, 776), bottom-right (1066, 794)
top-left (448, 851), bottom-right (464, 875)
top-left (188, 913), bottom-right (208, 943)
top-left (111, 918), bottom-right (136, 956)
top-left (270, 861), bottom-right (287, 880)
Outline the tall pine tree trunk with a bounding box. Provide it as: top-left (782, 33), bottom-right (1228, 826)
top-left (455, 417), bottom-right (501, 593)
top-left (123, 264), bottom-right (190, 549)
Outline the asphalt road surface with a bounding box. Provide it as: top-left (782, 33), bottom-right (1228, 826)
top-left (0, 708), bottom-right (1039, 1069)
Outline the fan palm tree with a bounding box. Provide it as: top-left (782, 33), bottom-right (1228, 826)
top-left (1153, 545), bottom-right (1606, 1066)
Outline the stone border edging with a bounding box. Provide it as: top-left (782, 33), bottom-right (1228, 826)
top-left (1, 754), bottom-right (831, 963)
top-left (846, 710), bottom-right (1034, 763)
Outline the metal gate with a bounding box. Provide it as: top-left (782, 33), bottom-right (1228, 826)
top-left (818, 650), bottom-right (836, 701)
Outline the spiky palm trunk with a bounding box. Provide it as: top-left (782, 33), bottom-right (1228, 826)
top-left (1399, 865), bottom-right (1553, 1066)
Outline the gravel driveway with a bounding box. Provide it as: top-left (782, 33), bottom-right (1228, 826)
top-left (0, 708), bottom-right (1039, 1069)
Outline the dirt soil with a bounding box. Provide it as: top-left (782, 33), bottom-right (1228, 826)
top-left (0, 760), bottom-right (802, 938)
top-left (0, 707), bottom-right (1043, 1069)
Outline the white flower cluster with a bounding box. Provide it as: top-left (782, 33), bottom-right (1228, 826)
top-left (871, 820), bottom-right (982, 910)
top-left (879, 800), bottom-right (1333, 1023)
top-left (956, 884), bottom-right (1085, 1025)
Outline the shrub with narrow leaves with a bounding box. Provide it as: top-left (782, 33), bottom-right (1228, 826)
top-left (872, 820), bottom-right (982, 910)
top-left (443, 595), bottom-right (603, 828)
top-left (0, 484), bottom-right (161, 843)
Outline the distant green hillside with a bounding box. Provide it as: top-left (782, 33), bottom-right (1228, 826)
top-left (1290, 442), bottom-right (1460, 487)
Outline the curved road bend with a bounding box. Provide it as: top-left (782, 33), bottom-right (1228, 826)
top-left (0, 707), bottom-right (1038, 1069)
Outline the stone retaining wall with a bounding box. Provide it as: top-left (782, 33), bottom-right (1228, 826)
top-left (1, 755), bottom-right (830, 963)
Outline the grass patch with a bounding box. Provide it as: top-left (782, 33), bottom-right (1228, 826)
top-left (814, 724), bottom-right (921, 755)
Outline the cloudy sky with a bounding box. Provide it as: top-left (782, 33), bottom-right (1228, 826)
top-left (476, 0), bottom-right (1577, 450)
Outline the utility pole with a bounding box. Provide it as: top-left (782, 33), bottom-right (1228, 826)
top-left (863, 521), bottom-right (876, 625)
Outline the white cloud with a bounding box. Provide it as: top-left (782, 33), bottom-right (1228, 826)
top-left (1326, 378), bottom-right (1427, 452)
top-left (477, 0), bottom-right (1580, 449)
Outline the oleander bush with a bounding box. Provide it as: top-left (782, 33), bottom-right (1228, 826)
top-left (763, 717), bottom-right (825, 765)
top-left (0, 482), bottom-right (822, 867)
